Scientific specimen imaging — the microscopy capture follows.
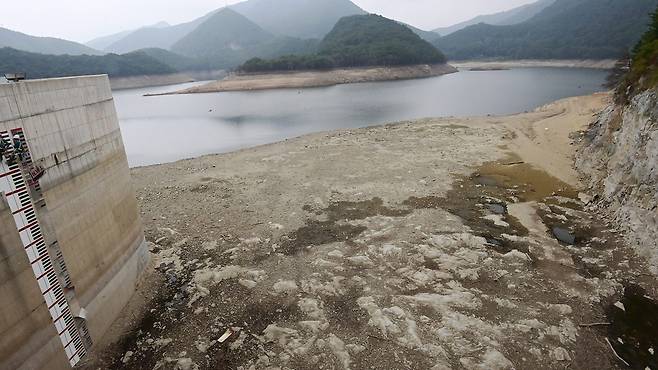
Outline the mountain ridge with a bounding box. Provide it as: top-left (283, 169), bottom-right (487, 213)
top-left (0, 27), bottom-right (101, 56)
top-left (433, 0), bottom-right (555, 36)
top-left (103, 9), bottom-right (219, 54)
top-left (99, 0), bottom-right (367, 54)
top-left (241, 14), bottom-right (445, 72)
top-left (230, 0), bottom-right (366, 39)
top-left (434, 0), bottom-right (658, 60)
top-left (86, 22), bottom-right (171, 50)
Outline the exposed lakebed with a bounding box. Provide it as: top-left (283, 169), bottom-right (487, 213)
top-left (86, 94), bottom-right (658, 370)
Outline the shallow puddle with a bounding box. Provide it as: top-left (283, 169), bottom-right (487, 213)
top-left (486, 203), bottom-right (507, 215)
top-left (475, 160), bottom-right (578, 202)
top-left (552, 227), bottom-right (576, 245)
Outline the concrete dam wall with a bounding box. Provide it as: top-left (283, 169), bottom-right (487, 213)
top-left (0, 75), bottom-right (149, 369)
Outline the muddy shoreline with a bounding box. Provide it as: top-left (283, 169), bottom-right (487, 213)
top-left (146, 64), bottom-right (458, 95)
top-left (83, 93), bottom-right (658, 370)
top-left (452, 59), bottom-right (616, 70)
top-left (110, 70), bottom-right (226, 90)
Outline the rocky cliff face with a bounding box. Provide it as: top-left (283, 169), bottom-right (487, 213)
top-left (576, 89), bottom-right (658, 274)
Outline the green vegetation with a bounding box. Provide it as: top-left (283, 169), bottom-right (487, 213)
top-left (617, 8), bottom-right (658, 98)
top-left (434, 0), bottom-right (658, 60)
top-left (240, 14), bottom-right (445, 72)
top-left (242, 55), bottom-right (334, 72)
top-left (0, 47), bottom-right (175, 79)
top-left (320, 15), bottom-right (445, 66)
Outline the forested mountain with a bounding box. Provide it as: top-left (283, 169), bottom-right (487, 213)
top-left (231, 0), bottom-right (366, 39)
top-left (320, 15), bottom-right (445, 66)
top-left (434, 0), bottom-right (658, 60)
top-left (0, 27), bottom-right (101, 56)
top-left (0, 47), bottom-right (174, 79)
top-left (433, 0), bottom-right (555, 36)
top-left (241, 14), bottom-right (445, 72)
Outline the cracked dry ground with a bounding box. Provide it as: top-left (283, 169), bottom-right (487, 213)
top-left (87, 116), bottom-right (657, 370)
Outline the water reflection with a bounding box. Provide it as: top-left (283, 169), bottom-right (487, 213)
top-left (113, 68), bottom-right (606, 167)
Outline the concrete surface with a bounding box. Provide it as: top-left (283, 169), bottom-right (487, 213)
top-left (0, 197), bottom-right (70, 370)
top-left (0, 75), bottom-right (148, 369)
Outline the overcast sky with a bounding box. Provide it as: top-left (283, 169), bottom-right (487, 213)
top-left (1, 0), bottom-right (536, 43)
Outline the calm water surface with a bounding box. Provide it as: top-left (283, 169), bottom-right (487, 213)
top-left (114, 68), bottom-right (606, 167)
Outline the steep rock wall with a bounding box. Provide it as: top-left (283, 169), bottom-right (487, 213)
top-left (576, 89), bottom-right (658, 274)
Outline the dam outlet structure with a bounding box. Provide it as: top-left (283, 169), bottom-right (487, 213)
top-left (0, 75), bottom-right (149, 370)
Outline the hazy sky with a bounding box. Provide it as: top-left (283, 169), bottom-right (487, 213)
top-left (1, 0), bottom-right (536, 43)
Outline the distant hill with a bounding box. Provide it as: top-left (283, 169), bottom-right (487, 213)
top-left (0, 27), bottom-right (101, 55)
top-left (401, 23), bottom-right (438, 42)
top-left (172, 8), bottom-right (274, 58)
top-left (104, 11), bottom-right (217, 54)
top-left (86, 22), bottom-right (170, 50)
top-left (433, 0), bottom-right (555, 36)
top-left (231, 0), bottom-right (366, 39)
top-left (89, 0), bottom-right (433, 57)
top-left (137, 48), bottom-right (206, 71)
top-left (86, 30), bottom-right (133, 51)
top-left (0, 47), bottom-right (175, 79)
top-left (101, 0), bottom-right (365, 54)
top-left (241, 14), bottom-right (446, 72)
top-left (168, 8), bottom-right (319, 68)
top-left (434, 0), bottom-right (658, 60)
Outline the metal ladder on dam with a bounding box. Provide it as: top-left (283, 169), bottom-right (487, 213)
top-left (0, 129), bottom-right (90, 367)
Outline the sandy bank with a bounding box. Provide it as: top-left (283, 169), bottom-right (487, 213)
top-left (87, 93), bottom-right (658, 370)
top-left (148, 64), bottom-right (457, 95)
top-left (503, 92), bottom-right (611, 186)
top-left (453, 59), bottom-right (617, 70)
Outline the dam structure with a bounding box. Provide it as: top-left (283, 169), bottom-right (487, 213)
top-left (0, 75), bottom-right (149, 369)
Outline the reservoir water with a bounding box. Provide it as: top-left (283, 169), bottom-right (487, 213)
top-left (114, 67), bottom-right (607, 167)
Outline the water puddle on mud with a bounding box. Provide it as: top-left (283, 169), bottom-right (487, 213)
top-left (432, 158), bottom-right (584, 255)
top-left (475, 160), bottom-right (578, 201)
top-left (607, 284), bottom-right (658, 369)
top-left (287, 159), bottom-right (579, 259)
top-left (472, 159), bottom-right (593, 245)
top-left (486, 203), bottom-right (507, 215)
top-left (465, 159), bottom-right (658, 369)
